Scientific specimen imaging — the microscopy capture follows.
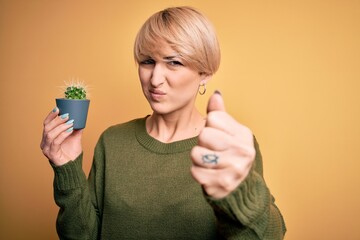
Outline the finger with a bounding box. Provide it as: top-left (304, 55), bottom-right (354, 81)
top-left (46, 129), bottom-right (83, 166)
top-left (191, 166), bottom-right (242, 198)
top-left (207, 90), bottom-right (225, 113)
top-left (205, 92), bottom-right (240, 133)
top-left (43, 112), bottom-right (71, 135)
top-left (41, 112), bottom-right (71, 149)
top-left (44, 127), bottom-right (75, 161)
top-left (40, 111), bottom-right (69, 149)
top-left (191, 145), bottom-right (223, 169)
top-left (51, 126), bottom-right (75, 147)
top-left (190, 165), bottom-right (218, 186)
top-left (205, 91), bottom-right (240, 135)
top-left (43, 107), bottom-right (60, 126)
top-left (197, 127), bottom-right (233, 151)
top-left (42, 120), bottom-right (74, 155)
top-left (205, 111), bottom-right (242, 136)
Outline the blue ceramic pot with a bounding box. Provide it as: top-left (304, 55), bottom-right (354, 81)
top-left (56, 98), bottom-right (90, 129)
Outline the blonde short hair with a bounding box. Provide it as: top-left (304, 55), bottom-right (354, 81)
top-left (134, 6), bottom-right (221, 75)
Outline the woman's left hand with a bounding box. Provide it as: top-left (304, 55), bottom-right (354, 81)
top-left (190, 91), bottom-right (256, 199)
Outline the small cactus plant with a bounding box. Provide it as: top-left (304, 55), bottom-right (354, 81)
top-left (63, 81), bottom-right (87, 100)
top-left (56, 80), bottom-right (90, 129)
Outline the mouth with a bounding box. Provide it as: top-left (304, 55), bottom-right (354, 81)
top-left (149, 89), bottom-right (166, 100)
top-left (150, 89), bottom-right (166, 94)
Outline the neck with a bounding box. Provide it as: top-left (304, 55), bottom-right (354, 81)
top-left (146, 108), bottom-right (205, 143)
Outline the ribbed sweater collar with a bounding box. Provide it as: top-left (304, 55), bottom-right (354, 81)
top-left (135, 116), bottom-right (198, 154)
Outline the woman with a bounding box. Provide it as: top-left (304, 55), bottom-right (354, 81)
top-left (41, 6), bottom-right (286, 239)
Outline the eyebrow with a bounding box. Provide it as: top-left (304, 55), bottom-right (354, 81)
top-left (139, 53), bottom-right (181, 61)
top-left (163, 55), bottom-right (180, 60)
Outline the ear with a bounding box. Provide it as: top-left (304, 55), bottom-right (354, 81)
top-left (199, 73), bottom-right (212, 85)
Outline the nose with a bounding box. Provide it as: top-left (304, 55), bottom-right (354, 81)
top-left (150, 63), bottom-right (165, 87)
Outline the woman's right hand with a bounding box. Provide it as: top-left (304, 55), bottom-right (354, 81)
top-left (40, 107), bottom-right (83, 166)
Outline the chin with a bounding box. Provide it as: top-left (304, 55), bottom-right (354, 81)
top-left (150, 106), bottom-right (170, 115)
top-left (148, 103), bottom-right (177, 115)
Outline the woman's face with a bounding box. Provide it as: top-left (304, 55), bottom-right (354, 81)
top-left (138, 42), bottom-right (209, 115)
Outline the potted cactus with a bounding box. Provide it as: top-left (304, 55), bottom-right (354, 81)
top-left (56, 81), bottom-right (90, 130)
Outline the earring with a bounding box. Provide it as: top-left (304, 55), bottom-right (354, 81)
top-left (198, 83), bottom-right (206, 95)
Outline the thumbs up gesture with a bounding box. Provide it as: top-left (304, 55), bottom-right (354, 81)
top-left (190, 91), bottom-right (256, 199)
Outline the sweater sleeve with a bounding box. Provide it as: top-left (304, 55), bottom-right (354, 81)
top-left (205, 138), bottom-right (286, 239)
top-left (51, 149), bottom-right (103, 240)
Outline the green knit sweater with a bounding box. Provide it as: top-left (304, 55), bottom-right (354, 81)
top-left (52, 117), bottom-right (286, 239)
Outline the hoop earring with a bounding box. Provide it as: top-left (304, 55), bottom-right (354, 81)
top-left (198, 83), bottom-right (206, 95)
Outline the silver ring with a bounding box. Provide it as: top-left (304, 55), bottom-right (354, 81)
top-left (202, 153), bottom-right (219, 164)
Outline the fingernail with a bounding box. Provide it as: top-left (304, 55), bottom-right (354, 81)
top-left (214, 90), bottom-right (222, 95)
top-left (52, 107), bottom-right (58, 113)
top-left (66, 127), bottom-right (74, 133)
top-left (60, 113), bottom-right (69, 119)
top-left (66, 119), bottom-right (74, 125)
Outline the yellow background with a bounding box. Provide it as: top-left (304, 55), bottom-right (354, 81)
top-left (1, 0), bottom-right (359, 239)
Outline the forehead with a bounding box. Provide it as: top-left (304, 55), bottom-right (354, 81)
top-left (141, 40), bottom-right (180, 59)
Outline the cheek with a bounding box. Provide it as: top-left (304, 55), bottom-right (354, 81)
top-left (138, 68), bottom-right (149, 85)
top-left (176, 74), bottom-right (201, 91)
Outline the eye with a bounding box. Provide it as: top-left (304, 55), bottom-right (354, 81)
top-left (140, 58), bottom-right (155, 65)
top-left (168, 60), bottom-right (184, 66)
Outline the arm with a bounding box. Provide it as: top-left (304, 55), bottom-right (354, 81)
top-left (51, 134), bottom-right (105, 239)
top-left (190, 92), bottom-right (286, 239)
top-left (52, 154), bottom-right (100, 240)
top-left (41, 107), bottom-right (103, 239)
top-left (204, 139), bottom-right (286, 239)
